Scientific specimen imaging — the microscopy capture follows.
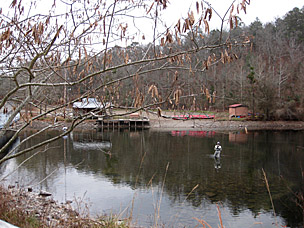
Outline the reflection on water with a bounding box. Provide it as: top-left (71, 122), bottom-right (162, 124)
top-left (1, 129), bottom-right (303, 227)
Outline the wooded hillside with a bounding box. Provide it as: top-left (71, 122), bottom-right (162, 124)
top-left (2, 5), bottom-right (299, 121)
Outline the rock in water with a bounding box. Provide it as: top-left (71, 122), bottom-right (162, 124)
top-left (39, 190), bottom-right (52, 197)
top-left (0, 219), bottom-right (19, 228)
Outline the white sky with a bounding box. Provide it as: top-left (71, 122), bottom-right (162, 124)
top-left (2, 0), bottom-right (304, 46)
top-left (235, 0), bottom-right (304, 24)
top-left (133, 0), bottom-right (304, 44)
top-left (3, 0), bottom-right (303, 30)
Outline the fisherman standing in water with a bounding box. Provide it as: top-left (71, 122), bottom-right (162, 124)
top-left (214, 141), bottom-right (222, 159)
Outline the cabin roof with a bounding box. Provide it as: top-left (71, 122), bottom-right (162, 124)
top-left (73, 98), bottom-right (102, 109)
top-left (229, 104), bottom-right (248, 108)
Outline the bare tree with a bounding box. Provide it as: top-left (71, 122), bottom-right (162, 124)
top-left (0, 0), bottom-right (251, 164)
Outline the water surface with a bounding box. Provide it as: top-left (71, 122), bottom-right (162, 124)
top-left (1, 129), bottom-right (303, 227)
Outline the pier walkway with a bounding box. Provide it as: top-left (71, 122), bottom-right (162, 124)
top-left (96, 118), bottom-right (150, 130)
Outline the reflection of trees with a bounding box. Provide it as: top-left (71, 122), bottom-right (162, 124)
top-left (254, 131), bottom-right (304, 228)
top-left (105, 130), bottom-right (303, 226)
top-left (13, 130), bottom-right (65, 190)
top-left (66, 130), bottom-right (303, 227)
top-left (11, 130), bottom-right (304, 227)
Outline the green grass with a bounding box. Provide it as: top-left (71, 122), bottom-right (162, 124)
top-left (229, 117), bottom-right (247, 121)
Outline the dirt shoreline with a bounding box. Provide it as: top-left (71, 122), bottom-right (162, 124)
top-left (16, 109), bottom-right (304, 132)
top-left (149, 119), bottom-right (304, 131)
top-left (24, 118), bottom-right (304, 132)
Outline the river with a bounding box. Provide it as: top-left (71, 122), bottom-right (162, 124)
top-left (0, 129), bottom-right (303, 227)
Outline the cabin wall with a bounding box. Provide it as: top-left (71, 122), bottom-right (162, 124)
top-left (235, 107), bottom-right (248, 116)
top-left (229, 107), bottom-right (248, 116)
top-left (229, 108), bottom-right (235, 116)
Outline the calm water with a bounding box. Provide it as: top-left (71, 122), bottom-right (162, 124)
top-left (1, 129), bottom-right (303, 227)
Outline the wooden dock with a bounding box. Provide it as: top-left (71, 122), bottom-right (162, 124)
top-left (96, 118), bottom-right (150, 130)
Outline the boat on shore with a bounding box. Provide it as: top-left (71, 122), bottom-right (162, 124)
top-left (171, 114), bottom-right (214, 120)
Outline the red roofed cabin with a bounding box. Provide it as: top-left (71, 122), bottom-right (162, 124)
top-left (229, 104), bottom-right (248, 118)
